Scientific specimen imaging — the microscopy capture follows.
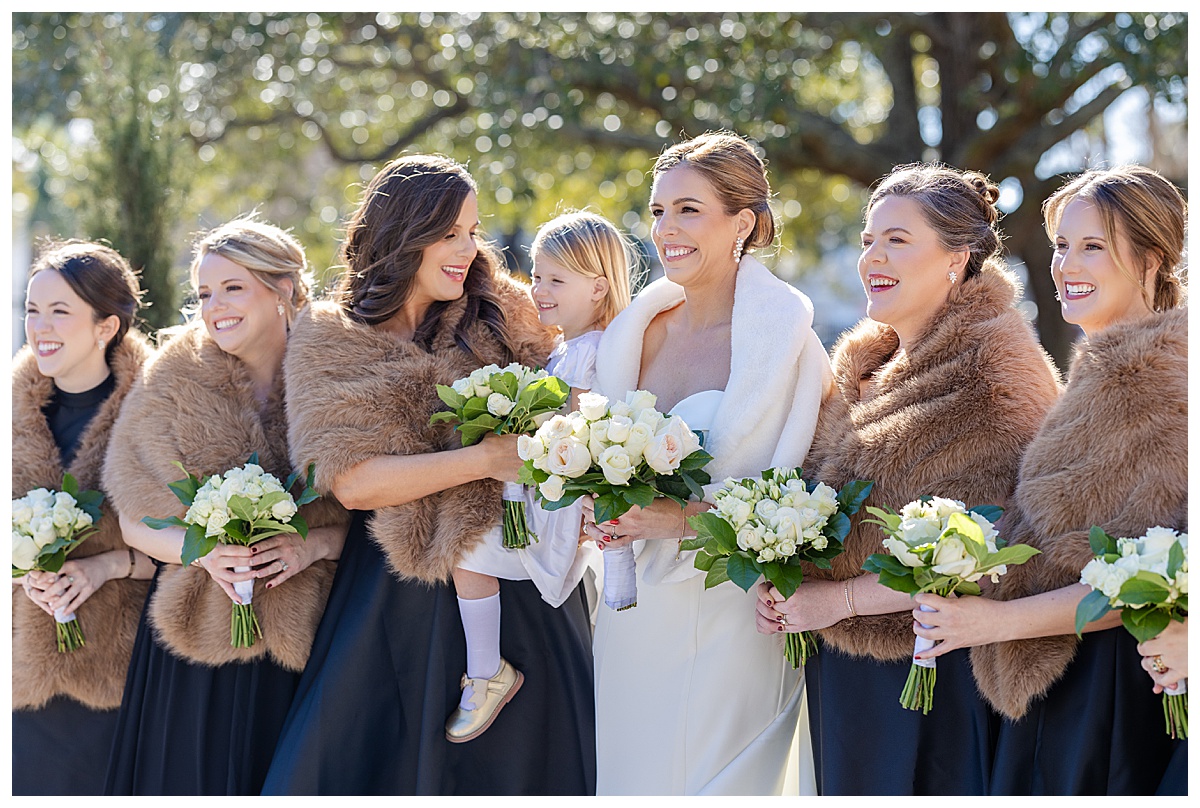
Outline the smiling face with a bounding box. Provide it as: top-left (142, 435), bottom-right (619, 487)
top-left (408, 189), bottom-right (480, 312)
top-left (1051, 198), bottom-right (1153, 336)
top-left (530, 256), bottom-right (607, 340)
top-left (858, 195), bottom-right (967, 345)
top-left (649, 164), bottom-right (751, 287)
top-left (24, 269), bottom-right (118, 392)
top-left (196, 253), bottom-right (289, 361)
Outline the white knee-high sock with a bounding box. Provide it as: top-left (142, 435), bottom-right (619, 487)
top-left (457, 592), bottom-right (502, 709)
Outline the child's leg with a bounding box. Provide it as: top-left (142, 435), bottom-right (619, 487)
top-left (452, 568), bottom-right (502, 707)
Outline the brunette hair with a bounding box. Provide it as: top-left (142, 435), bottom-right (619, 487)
top-left (189, 213), bottom-right (312, 322)
top-left (1042, 165), bottom-right (1187, 312)
top-left (866, 163), bottom-right (1003, 281)
top-left (29, 239), bottom-right (143, 361)
top-left (530, 210), bottom-right (636, 329)
top-left (334, 154), bottom-right (511, 359)
top-left (652, 131), bottom-right (777, 252)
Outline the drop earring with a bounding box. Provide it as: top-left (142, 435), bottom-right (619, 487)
top-left (948, 271), bottom-right (958, 284)
top-left (277, 302), bottom-right (286, 316)
top-left (733, 237), bottom-right (745, 263)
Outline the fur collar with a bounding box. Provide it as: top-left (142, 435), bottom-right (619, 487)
top-left (11, 333), bottom-right (153, 709)
top-left (970, 307), bottom-right (1188, 718)
top-left (285, 272), bottom-right (557, 583)
top-left (103, 321), bottom-right (346, 672)
top-left (805, 266), bottom-right (1062, 661)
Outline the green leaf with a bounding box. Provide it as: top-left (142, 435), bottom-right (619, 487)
top-left (692, 549), bottom-right (717, 570)
top-left (436, 384), bottom-right (467, 411)
top-left (620, 485), bottom-right (657, 510)
top-left (824, 511), bottom-right (851, 543)
top-left (1088, 526), bottom-right (1117, 556)
top-left (1116, 573), bottom-right (1172, 606)
top-left (1167, 540), bottom-right (1184, 579)
top-left (678, 449), bottom-right (714, 471)
top-left (704, 557), bottom-right (730, 589)
top-left (682, 472), bottom-right (707, 501)
top-left (289, 513), bottom-right (309, 539)
top-left (954, 580), bottom-right (982, 597)
top-left (689, 512), bottom-right (739, 554)
top-left (1074, 588), bottom-right (1113, 636)
top-left (592, 492), bottom-right (632, 524)
top-left (726, 552), bottom-right (762, 592)
top-left (429, 410), bottom-right (460, 425)
top-left (1120, 607), bottom-right (1172, 644)
top-left (769, 563), bottom-right (808, 600)
top-left (180, 523), bottom-right (217, 567)
top-left (38, 548), bottom-right (67, 573)
top-left (538, 491), bottom-right (584, 511)
top-left (876, 568), bottom-right (920, 594)
top-left (946, 512), bottom-right (985, 547)
top-left (861, 552), bottom-right (911, 578)
top-left (167, 473), bottom-right (200, 507)
top-left (516, 464), bottom-right (541, 486)
top-left (968, 504), bottom-right (1004, 525)
top-left (836, 479), bottom-right (874, 514)
top-left (226, 494), bottom-right (257, 523)
top-left (462, 396), bottom-right (491, 420)
top-left (222, 521), bottom-right (248, 542)
top-left (142, 515), bottom-right (189, 530)
top-left (61, 472), bottom-right (79, 496)
top-left (986, 544), bottom-right (1041, 567)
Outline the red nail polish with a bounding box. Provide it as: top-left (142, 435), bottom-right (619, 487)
top-left (766, 599), bottom-right (774, 608)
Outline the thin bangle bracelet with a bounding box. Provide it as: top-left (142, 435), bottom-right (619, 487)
top-left (844, 578), bottom-right (858, 618)
top-left (125, 547), bottom-right (136, 578)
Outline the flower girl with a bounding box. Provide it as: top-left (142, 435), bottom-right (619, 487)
top-left (446, 210), bottom-right (636, 741)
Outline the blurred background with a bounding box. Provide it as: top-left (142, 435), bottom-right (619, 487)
top-left (11, 11), bottom-right (1188, 369)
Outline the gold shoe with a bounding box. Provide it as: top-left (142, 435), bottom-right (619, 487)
top-left (445, 657), bottom-right (525, 743)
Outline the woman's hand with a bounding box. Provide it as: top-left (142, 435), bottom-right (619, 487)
top-left (755, 579), bottom-right (849, 634)
top-left (581, 496), bottom-right (695, 550)
top-left (910, 592), bottom-right (1010, 660)
top-left (20, 571), bottom-right (57, 616)
top-left (196, 544), bottom-right (257, 604)
top-left (477, 433), bottom-right (524, 483)
top-left (40, 554), bottom-right (125, 617)
top-left (1137, 618), bottom-right (1188, 693)
top-left (249, 528), bottom-right (338, 590)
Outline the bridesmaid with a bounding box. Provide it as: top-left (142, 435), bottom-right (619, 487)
top-left (261, 154), bottom-right (596, 795)
top-left (755, 163), bottom-right (1061, 794)
top-left (12, 241), bottom-right (155, 795)
top-left (583, 131), bottom-right (831, 795)
top-left (915, 166), bottom-right (1187, 795)
top-left (103, 215), bottom-right (348, 795)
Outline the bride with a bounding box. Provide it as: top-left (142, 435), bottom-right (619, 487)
top-left (582, 131), bottom-right (829, 795)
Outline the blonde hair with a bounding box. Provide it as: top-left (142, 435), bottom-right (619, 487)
top-left (1042, 165), bottom-right (1187, 312)
top-left (188, 213), bottom-right (312, 321)
top-left (530, 210), bottom-right (636, 329)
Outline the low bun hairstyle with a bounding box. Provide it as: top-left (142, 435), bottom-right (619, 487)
top-left (1042, 165), bottom-right (1186, 312)
top-left (652, 130), bottom-right (777, 252)
top-left (189, 213), bottom-right (312, 323)
top-left (29, 240), bottom-right (143, 362)
top-left (867, 163), bottom-right (1004, 281)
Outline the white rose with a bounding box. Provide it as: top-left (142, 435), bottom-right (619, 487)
top-left (1081, 558), bottom-right (1132, 599)
top-left (811, 534), bottom-right (829, 551)
top-left (30, 516), bottom-right (57, 548)
top-left (587, 419), bottom-right (612, 459)
top-left (969, 512), bottom-right (1000, 550)
top-left (1137, 526), bottom-right (1181, 575)
top-left (541, 414), bottom-right (575, 441)
top-left (545, 437), bottom-right (593, 479)
top-left (811, 483), bottom-right (840, 518)
top-left (899, 516), bottom-right (942, 547)
top-left (754, 499), bottom-right (780, 523)
top-left (634, 407), bottom-right (665, 434)
top-left (27, 489), bottom-right (55, 512)
top-left (566, 411), bottom-right (591, 441)
top-left (607, 400), bottom-right (634, 420)
top-left (11, 499), bottom-right (34, 532)
top-left (625, 389), bottom-right (658, 416)
top-left (643, 432), bottom-right (684, 475)
top-left (758, 547), bottom-right (778, 563)
top-left (717, 497), bottom-right (753, 529)
top-left (51, 503), bottom-right (75, 531)
top-left (658, 415), bottom-right (701, 458)
top-left (539, 475), bottom-right (566, 502)
top-left (931, 536), bottom-right (979, 580)
top-left (606, 415), bottom-right (633, 444)
top-left (883, 536), bottom-right (924, 567)
top-left (930, 497), bottom-right (967, 520)
top-left (900, 499), bottom-right (937, 522)
top-left (772, 506), bottom-right (802, 542)
top-left (622, 422), bottom-right (655, 459)
top-left (451, 376), bottom-right (473, 396)
top-left (577, 392), bottom-right (610, 421)
top-left (729, 484), bottom-right (755, 502)
top-left (205, 506), bottom-right (231, 538)
top-left (1172, 568), bottom-right (1187, 595)
top-left (517, 434), bottom-right (546, 462)
top-left (271, 499), bottom-right (298, 522)
top-left (12, 531), bottom-right (40, 570)
top-left (487, 393), bottom-right (515, 417)
top-left (777, 539), bottom-right (798, 558)
top-left (72, 511), bottom-right (94, 532)
top-left (597, 445), bottom-right (636, 486)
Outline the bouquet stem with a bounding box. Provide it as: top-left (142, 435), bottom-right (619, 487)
top-left (502, 483), bottom-right (536, 549)
top-left (231, 603), bottom-right (262, 648)
top-left (900, 663), bottom-right (937, 714)
top-left (1162, 681), bottom-right (1188, 739)
top-left (784, 631), bottom-right (818, 669)
top-left (54, 611), bottom-right (85, 653)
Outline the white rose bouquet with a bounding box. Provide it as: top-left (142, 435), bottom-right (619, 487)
top-left (1075, 525), bottom-right (1188, 739)
top-left (681, 468), bottom-right (873, 667)
top-left (517, 389), bottom-right (713, 611)
top-left (430, 363), bottom-right (570, 549)
top-left (142, 454), bottom-right (319, 648)
top-left (862, 497), bottom-right (1039, 714)
top-left (11, 473), bottom-right (104, 652)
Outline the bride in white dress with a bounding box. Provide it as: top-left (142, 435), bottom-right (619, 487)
top-left (583, 132), bottom-right (831, 795)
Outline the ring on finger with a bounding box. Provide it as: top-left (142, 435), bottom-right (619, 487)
top-left (68, 576), bottom-right (75, 583)
top-left (280, 561), bottom-right (289, 572)
top-left (1151, 655), bottom-right (1167, 673)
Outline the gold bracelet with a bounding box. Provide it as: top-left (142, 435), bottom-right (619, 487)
top-left (844, 578), bottom-right (858, 618)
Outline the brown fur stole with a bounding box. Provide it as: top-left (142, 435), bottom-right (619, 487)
top-left (12, 334), bottom-right (153, 710)
top-left (969, 307), bottom-right (1188, 718)
top-left (802, 267), bottom-right (1062, 661)
top-left (102, 322), bottom-right (347, 672)
top-left (284, 272), bottom-right (556, 584)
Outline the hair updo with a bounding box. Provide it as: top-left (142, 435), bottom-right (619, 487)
top-left (1042, 165), bottom-right (1186, 312)
top-left (652, 130), bottom-right (777, 252)
top-left (29, 239), bottom-right (143, 361)
top-left (867, 163), bottom-right (1004, 281)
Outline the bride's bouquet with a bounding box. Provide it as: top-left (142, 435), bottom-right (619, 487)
top-left (518, 390), bottom-right (712, 611)
top-left (11, 474), bottom-right (104, 652)
top-left (1076, 525), bottom-right (1188, 739)
top-left (143, 455), bottom-right (319, 648)
top-left (682, 468), bottom-right (873, 667)
top-left (431, 362), bottom-right (569, 549)
top-left (862, 497), bottom-right (1038, 714)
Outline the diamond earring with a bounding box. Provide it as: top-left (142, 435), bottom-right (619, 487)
top-left (733, 237), bottom-right (745, 263)
top-left (948, 271), bottom-right (958, 284)
top-left (277, 302), bottom-right (286, 316)
top-left (97, 338), bottom-right (106, 351)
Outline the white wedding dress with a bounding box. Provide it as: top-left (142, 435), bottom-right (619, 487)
top-left (593, 390), bottom-right (816, 795)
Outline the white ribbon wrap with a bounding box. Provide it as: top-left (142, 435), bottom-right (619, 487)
top-left (603, 544), bottom-right (638, 611)
top-left (502, 481), bottom-right (525, 503)
top-left (53, 606), bottom-right (76, 624)
top-left (1165, 678), bottom-right (1187, 695)
top-left (912, 602), bottom-right (937, 669)
top-left (233, 565), bottom-right (254, 605)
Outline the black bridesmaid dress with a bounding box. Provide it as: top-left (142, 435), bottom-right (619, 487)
top-left (13, 377), bottom-right (122, 796)
top-left (990, 627), bottom-right (1185, 795)
top-left (261, 511), bottom-right (597, 795)
top-left (806, 638), bottom-right (998, 795)
top-left (103, 564), bottom-right (301, 795)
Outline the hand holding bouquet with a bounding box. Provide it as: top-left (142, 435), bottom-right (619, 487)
top-left (682, 468), bottom-right (873, 667)
top-left (143, 455), bottom-right (319, 648)
top-left (12, 474), bottom-right (104, 652)
top-left (1076, 525), bottom-right (1188, 739)
top-left (862, 497), bottom-right (1039, 713)
top-left (431, 362), bottom-right (569, 548)
top-left (517, 390), bottom-right (712, 611)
